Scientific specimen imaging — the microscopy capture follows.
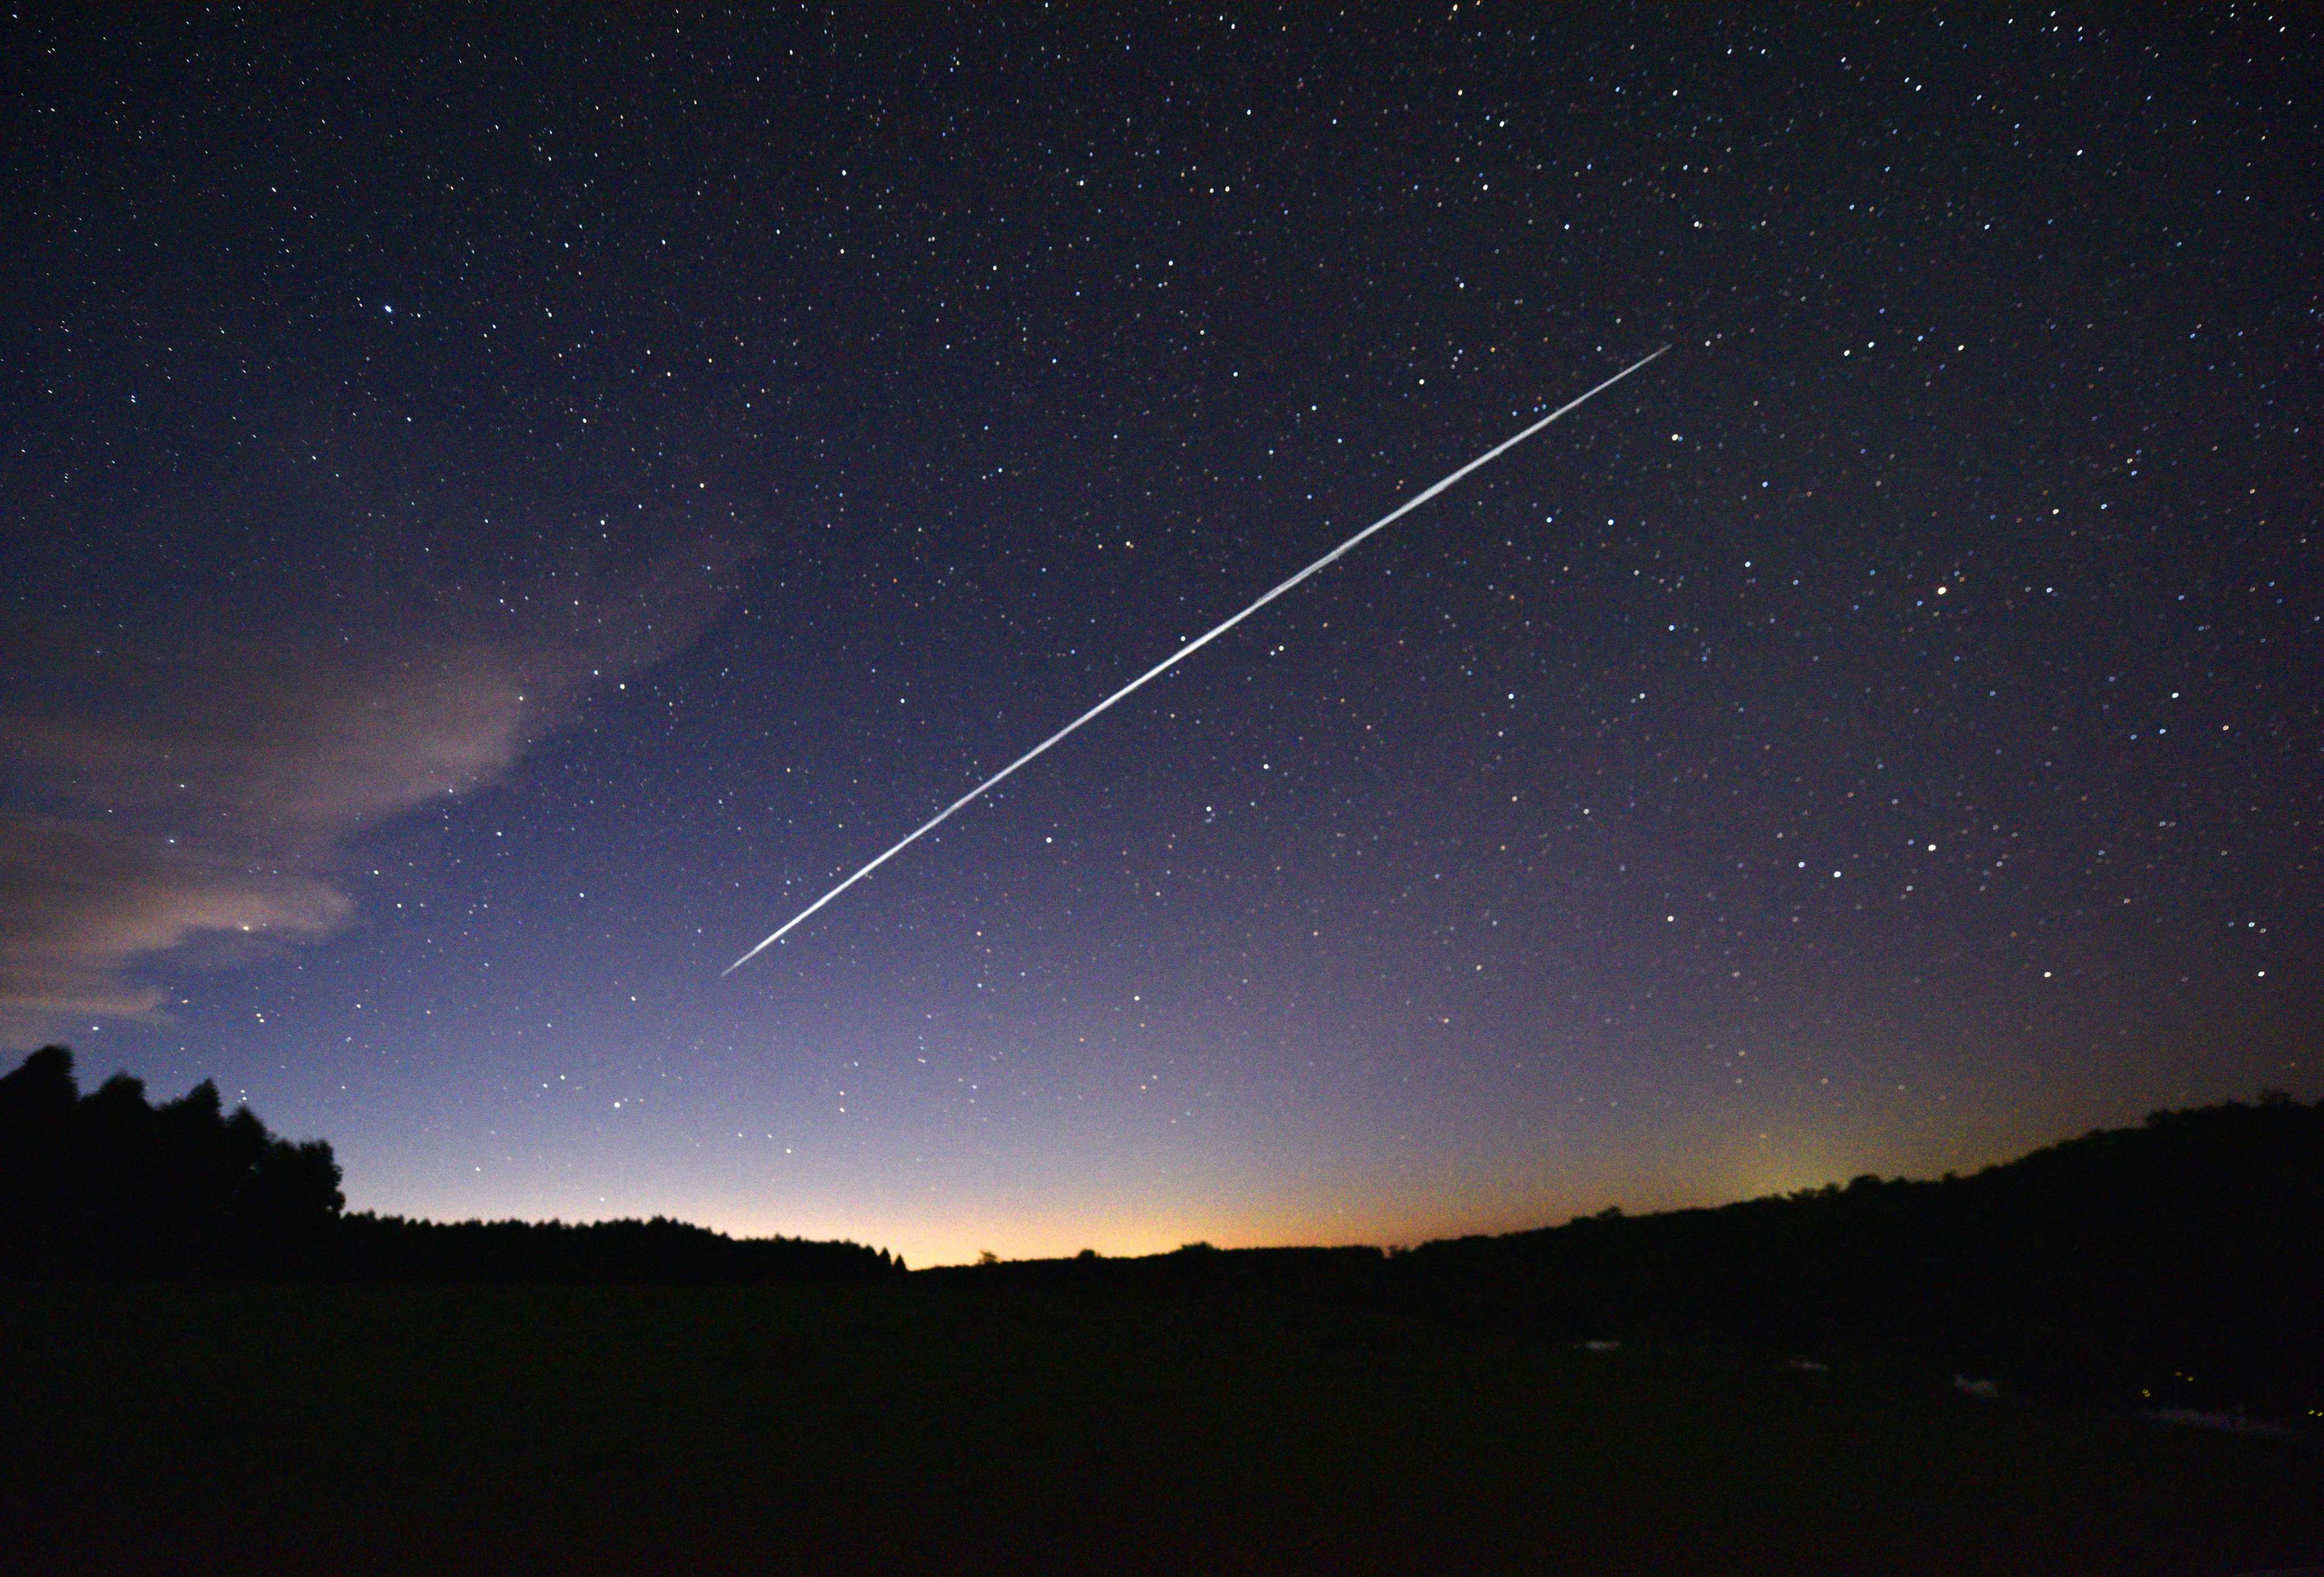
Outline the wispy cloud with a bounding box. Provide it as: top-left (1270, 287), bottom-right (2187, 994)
top-left (0, 540), bottom-right (746, 1036)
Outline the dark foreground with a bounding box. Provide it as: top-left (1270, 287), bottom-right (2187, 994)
top-left (3, 1282), bottom-right (2318, 1576)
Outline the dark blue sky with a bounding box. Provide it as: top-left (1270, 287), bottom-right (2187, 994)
top-left (4, 8), bottom-right (2315, 1264)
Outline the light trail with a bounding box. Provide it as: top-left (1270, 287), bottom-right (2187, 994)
top-left (725, 345), bottom-right (1670, 974)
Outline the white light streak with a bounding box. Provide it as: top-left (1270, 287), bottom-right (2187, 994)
top-left (726, 345), bottom-right (1670, 974)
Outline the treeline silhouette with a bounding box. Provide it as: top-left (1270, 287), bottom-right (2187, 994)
top-left (8, 1044), bottom-right (2318, 1412)
top-left (331, 1213), bottom-right (900, 1284)
top-left (939, 1093), bottom-right (2324, 1418)
top-left (0, 1047), bottom-right (900, 1284)
top-left (0, 1045), bottom-right (342, 1277)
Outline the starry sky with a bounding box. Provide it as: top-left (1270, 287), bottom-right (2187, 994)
top-left (4, 8), bottom-right (2317, 1266)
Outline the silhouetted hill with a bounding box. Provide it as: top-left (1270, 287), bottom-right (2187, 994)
top-left (9, 1043), bottom-right (2317, 1414)
top-left (1393, 1092), bottom-right (2324, 1415)
top-left (927, 1095), bottom-right (2322, 1416)
top-left (0, 1046), bottom-right (900, 1284)
top-left (923, 1240), bottom-right (1388, 1298)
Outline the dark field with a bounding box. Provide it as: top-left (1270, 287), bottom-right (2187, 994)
top-left (3, 1282), bottom-right (2318, 1576)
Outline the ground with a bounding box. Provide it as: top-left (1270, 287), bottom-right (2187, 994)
top-left (3, 1281), bottom-right (2318, 1575)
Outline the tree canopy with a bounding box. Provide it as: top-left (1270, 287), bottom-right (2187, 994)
top-left (0, 1046), bottom-right (900, 1284)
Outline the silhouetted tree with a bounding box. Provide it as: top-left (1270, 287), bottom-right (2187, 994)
top-left (0, 1046), bottom-right (900, 1284)
top-left (0, 1046), bottom-right (346, 1278)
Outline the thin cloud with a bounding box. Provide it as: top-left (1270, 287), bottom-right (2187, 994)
top-left (0, 539), bottom-right (747, 1035)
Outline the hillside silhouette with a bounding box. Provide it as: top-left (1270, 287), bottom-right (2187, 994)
top-left (1385, 1091), bottom-right (2324, 1415)
top-left (0, 1046), bottom-right (898, 1284)
top-left (939, 1092), bottom-right (2324, 1419)
top-left (4, 1045), bottom-right (2318, 1415)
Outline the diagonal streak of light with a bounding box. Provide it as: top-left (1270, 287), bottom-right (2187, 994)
top-left (725, 345), bottom-right (1670, 975)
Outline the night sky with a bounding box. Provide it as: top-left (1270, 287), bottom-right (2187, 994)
top-left (5, 9), bottom-right (2317, 1266)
